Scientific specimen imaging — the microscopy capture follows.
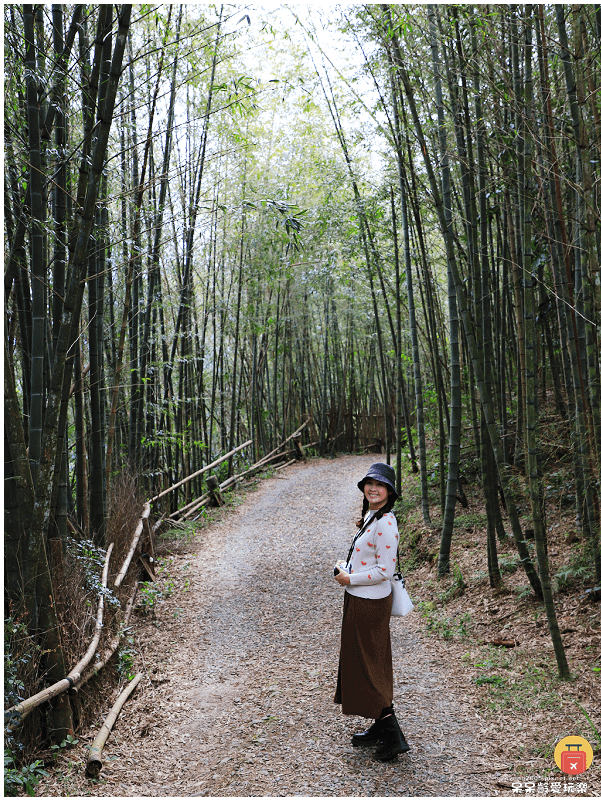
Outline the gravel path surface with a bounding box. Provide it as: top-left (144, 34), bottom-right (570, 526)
top-left (41, 456), bottom-right (507, 796)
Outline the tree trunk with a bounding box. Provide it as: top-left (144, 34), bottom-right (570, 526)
top-left (523, 8), bottom-right (570, 677)
top-left (382, 3), bottom-right (542, 597)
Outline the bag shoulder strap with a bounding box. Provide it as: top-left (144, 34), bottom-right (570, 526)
top-left (345, 508), bottom-right (385, 564)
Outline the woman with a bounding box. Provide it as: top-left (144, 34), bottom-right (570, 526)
top-left (334, 463), bottom-right (410, 762)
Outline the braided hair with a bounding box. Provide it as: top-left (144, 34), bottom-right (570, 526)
top-left (356, 494), bottom-right (396, 526)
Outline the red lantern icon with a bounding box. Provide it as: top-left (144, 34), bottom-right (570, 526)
top-left (560, 744), bottom-right (587, 776)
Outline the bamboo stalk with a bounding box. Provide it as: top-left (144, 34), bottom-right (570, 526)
top-left (85, 673), bottom-right (142, 778)
top-left (114, 504), bottom-right (150, 588)
top-left (71, 543), bottom-right (114, 672)
top-left (150, 440), bottom-right (252, 502)
top-left (181, 503), bottom-right (211, 521)
top-left (5, 543), bottom-right (114, 731)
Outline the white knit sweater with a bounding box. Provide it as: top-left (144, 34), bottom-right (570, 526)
top-left (346, 510), bottom-right (399, 599)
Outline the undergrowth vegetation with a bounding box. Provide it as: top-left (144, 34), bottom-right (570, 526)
top-left (468, 650), bottom-right (564, 714)
top-left (394, 425), bottom-right (600, 777)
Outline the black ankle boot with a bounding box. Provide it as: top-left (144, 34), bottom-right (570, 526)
top-left (351, 717), bottom-right (383, 747)
top-left (373, 710), bottom-right (410, 761)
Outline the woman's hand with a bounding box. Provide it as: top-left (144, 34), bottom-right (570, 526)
top-left (335, 572), bottom-right (350, 586)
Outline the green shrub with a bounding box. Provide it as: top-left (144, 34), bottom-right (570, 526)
top-left (137, 581), bottom-right (164, 615)
top-left (554, 546), bottom-right (595, 591)
top-left (498, 554), bottom-right (521, 575)
top-left (117, 635), bottom-right (137, 680)
top-left (4, 618), bottom-right (47, 797)
top-left (474, 675), bottom-right (505, 687)
top-left (4, 752), bottom-right (49, 797)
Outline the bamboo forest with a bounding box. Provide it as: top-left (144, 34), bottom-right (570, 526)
top-left (4, 3), bottom-right (601, 795)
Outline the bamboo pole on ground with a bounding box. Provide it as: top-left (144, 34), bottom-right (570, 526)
top-left (176, 493), bottom-right (210, 520)
top-left (161, 424), bottom-right (309, 524)
top-left (275, 461), bottom-right (296, 472)
top-left (85, 673), bottom-right (142, 778)
top-left (220, 448), bottom-right (294, 485)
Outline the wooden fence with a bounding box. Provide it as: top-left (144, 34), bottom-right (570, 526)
top-left (326, 409), bottom-right (387, 453)
top-left (4, 420), bottom-right (312, 763)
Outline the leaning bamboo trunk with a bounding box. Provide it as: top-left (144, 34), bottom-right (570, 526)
top-left (403, 173), bottom-right (430, 525)
top-left (384, 41), bottom-right (429, 509)
top-left (556, 4), bottom-right (601, 584)
top-left (137, 9), bottom-right (183, 473)
top-left (24, 5), bottom-right (45, 493)
top-left (428, 5), bottom-right (460, 573)
top-left (28, 5), bottom-right (132, 622)
top-left (469, 10), bottom-right (504, 578)
top-left (172, 443), bottom-right (298, 521)
top-left (114, 504), bottom-right (151, 588)
top-left (256, 420), bottom-right (308, 464)
top-left (390, 188), bottom-right (403, 498)
top-left (85, 673), bottom-right (142, 778)
top-left (105, 16), bottom-right (170, 501)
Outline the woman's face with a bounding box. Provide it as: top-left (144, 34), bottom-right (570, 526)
top-left (363, 478), bottom-right (389, 510)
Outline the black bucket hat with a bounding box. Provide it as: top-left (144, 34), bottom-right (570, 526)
top-left (357, 463), bottom-right (398, 503)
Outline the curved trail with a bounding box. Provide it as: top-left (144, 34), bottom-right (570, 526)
top-left (50, 456), bottom-right (492, 796)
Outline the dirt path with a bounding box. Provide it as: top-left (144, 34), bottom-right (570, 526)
top-left (42, 456), bottom-right (508, 797)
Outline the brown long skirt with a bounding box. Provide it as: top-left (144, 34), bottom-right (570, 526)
top-left (334, 590), bottom-right (393, 719)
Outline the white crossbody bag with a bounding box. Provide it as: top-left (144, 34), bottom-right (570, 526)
top-left (390, 570), bottom-right (414, 616)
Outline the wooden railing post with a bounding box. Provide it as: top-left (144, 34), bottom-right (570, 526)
top-left (292, 433), bottom-right (306, 461)
top-left (206, 475), bottom-right (225, 507)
